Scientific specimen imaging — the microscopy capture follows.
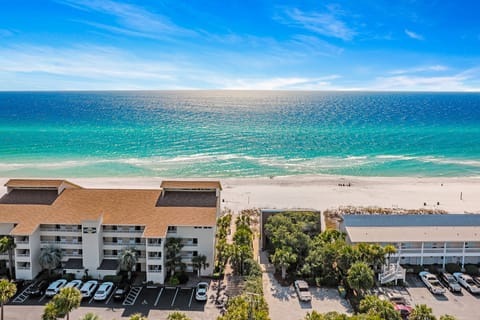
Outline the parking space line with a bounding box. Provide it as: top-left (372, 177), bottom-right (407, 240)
top-left (105, 286), bottom-right (116, 305)
top-left (188, 288), bottom-right (194, 308)
top-left (12, 282), bottom-right (35, 303)
top-left (39, 295), bottom-right (46, 303)
top-left (88, 295), bottom-right (95, 304)
top-left (170, 287), bottom-right (179, 307)
top-left (154, 287), bottom-right (164, 306)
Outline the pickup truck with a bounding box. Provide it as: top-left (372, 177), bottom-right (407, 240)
top-left (453, 273), bottom-right (480, 294)
top-left (419, 272), bottom-right (446, 295)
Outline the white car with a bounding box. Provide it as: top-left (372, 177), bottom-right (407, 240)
top-left (195, 282), bottom-right (209, 301)
top-left (294, 280), bottom-right (312, 302)
top-left (419, 272), bottom-right (446, 295)
top-left (80, 280), bottom-right (98, 298)
top-left (45, 279), bottom-right (67, 297)
top-left (453, 272), bottom-right (480, 294)
top-left (94, 282), bottom-right (114, 301)
top-left (64, 280), bottom-right (83, 290)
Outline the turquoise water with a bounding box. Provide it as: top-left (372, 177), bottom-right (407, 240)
top-left (0, 91), bottom-right (479, 177)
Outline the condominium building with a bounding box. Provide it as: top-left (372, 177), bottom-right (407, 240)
top-left (0, 179), bottom-right (221, 283)
top-left (340, 214), bottom-right (480, 268)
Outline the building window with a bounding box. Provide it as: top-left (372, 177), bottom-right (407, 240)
top-left (193, 238), bottom-right (198, 245)
top-left (193, 251), bottom-right (198, 256)
top-left (167, 226), bottom-right (177, 233)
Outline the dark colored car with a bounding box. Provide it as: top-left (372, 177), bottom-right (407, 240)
top-left (440, 273), bottom-right (462, 293)
top-left (113, 283), bottom-right (130, 301)
top-left (27, 280), bottom-right (49, 297)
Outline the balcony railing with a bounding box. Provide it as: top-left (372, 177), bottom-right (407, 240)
top-left (148, 256), bottom-right (162, 260)
top-left (17, 266), bottom-right (31, 270)
top-left (40, 240), bottom-right (82, 245)
top-left (148, 269), bottom-right (162, 273)
top-left (15, 240), bottom-right (29, 244)
top-left (40, 227), bottom-right (81, 232)
top-left (147, 242), bottom-right (163, 246)
top-left (103, 241), bottom-right (146, 246)
top-left (103, 228), bottom-right (144, 233)
top-left (16, 253), bottom-right (30, 257)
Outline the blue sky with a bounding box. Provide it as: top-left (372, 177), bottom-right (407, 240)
top-left (1, 0), bottom-right (480, 90)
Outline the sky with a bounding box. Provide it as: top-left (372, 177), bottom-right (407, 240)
top-left (1, 0), bottom-right (480, 90)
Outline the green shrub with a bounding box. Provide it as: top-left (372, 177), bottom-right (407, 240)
top-left (465, 264), bottom-right (479, 275)
top-left (168, 276), bottom-right (180, 286)
top-left (175, 272), bottom-right (189, 284)
top-left (65, 273), bottom-right (76, 281)
top-left (445, 263), bottom-right (462, 274)
top-left (428, 264), bottom-right (441, 274)
top-left (103, 274), bottom-right (124, 284)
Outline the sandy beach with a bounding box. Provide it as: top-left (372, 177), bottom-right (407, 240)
top-left (2, 175), bottom-right (479, 214)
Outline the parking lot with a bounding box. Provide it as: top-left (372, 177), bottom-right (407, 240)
top-left (405, 274), bottom-right (480, 320)
top-left (263, 273), bottom-right (352, 320)
top-left (7, 280), bottom-right (218, 320)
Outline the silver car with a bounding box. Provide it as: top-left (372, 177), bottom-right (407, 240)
top-left (294, 280), bottom-right (312, 302)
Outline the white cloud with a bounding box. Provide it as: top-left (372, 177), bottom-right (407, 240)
top-left (278, 8), bottom-right (356, 41)
top-left (374, 69), bottom-right (480, 91)
top-left (405, 29), bottom-right (424, 40)
top-left (57, 0), bottom-right (195, 39)
top-left (390, 65), bottom-right (448, 75)
top-left (222, 75), bottom-right (341, 90)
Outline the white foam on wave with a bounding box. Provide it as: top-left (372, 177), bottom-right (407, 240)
top-left (0, 153), bottom-right (479, 174)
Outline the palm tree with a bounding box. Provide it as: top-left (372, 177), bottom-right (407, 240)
top-left (0, 237), bottom-right (15, 279)
top-left (39, 245), bottom-right (63, 277)
top-left (359, 295), bottom-right (402, 320)
top-left (119, 247), bottom-right (138, 280)
top-left (347, 262), bottom-right (374, 295)
top-left (409, 304), bottom-right (437, 320)
top-left (271, 248), bottom-right (297, 280)
top-left (383, 244), bottom-right (397, 266)
top-left (51, 287), bottom-right (82, 320)
top-left (167, 312), bottom-right (191, 320)
top-left (191, 254), bottom-right (209, 277)
top-left (230, 244), bottom-right (253, 276)
top-left (129, 314), bottom-right (148, 320)
top-left (79, 313), bottom-right (102, 320)
top-left (0, 279), bottom-right (16, 320)
top-left (165, 238), bottom-right (184, 277)
top-left (42, 301), bottom-right (58, 320)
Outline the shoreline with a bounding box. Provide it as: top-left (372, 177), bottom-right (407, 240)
top-left (2, 175), bottom-right (479, 214)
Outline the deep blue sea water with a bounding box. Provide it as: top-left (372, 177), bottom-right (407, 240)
top-left (0, 91), bottom-right (479, 177)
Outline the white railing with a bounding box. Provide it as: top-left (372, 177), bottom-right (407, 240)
top-left (379, 264), bottom-right (406, 284)
top-left (148, 269), bottom-right (162, 273)
top-left (40, 227), bottom-right (81, 232)
top-left (40, 240), bottom-right (81, 245)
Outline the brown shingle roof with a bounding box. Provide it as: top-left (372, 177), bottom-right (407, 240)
top-left (161, 180), bottom-right (222, 190)
top-left (5, 179), bottom-right (81, 189)
top-left (0, 181), bottom-right (219, 237)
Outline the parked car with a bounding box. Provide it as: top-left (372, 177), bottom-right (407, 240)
top-left (27, 280), bottom-right (49, 297)
top-left (45, 279), bottom-right (67, 297)
top-left (94, 282), bottom-right (114, 301)
top-left (113, 283), bottom-right (131, 301)
top-left (419, 271), bottom-right (446, 295)
top-left (80, 280), bottom-right (98, 299)
top-left (386, 294), bottom-right (412, 319)
top-left (64, 280), bottom-right (83, 290)
top-left (453, 272), bottom-right (480, 294)
top-left (440, 273), bottom-right (462, 293)
top-left (195, 282), bottom-right (209, 301)
top-left (294, 280), bottom-right (312, 302)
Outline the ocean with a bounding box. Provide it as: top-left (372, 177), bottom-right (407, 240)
top-left (0, 91), bottom-right (479, 178)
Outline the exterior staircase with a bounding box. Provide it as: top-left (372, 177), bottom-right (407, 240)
top-left (379, 263), bottom-right (406, 285)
